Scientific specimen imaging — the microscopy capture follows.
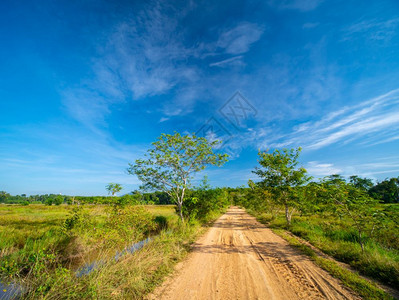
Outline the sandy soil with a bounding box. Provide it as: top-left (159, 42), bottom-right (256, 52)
top-left (149, 207), bottom-right (360, 300)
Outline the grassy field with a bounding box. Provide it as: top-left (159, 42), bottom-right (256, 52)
top-left (251, 205), bottom-right (399, 290)
top-left (0, 204), bottom-right (200, 299)
top-left (0, 204), bottom-right (176, 259)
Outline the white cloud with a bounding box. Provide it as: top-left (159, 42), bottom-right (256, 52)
top-left (308, 112), bottom-right (399, 149)
top-left (61, 2), bottom-right (264, 128)
top-left (159, 117), bottom-right (169, 123)
top-left (0, 122), bottom-right (146, 195)
top-left (343, 18), bottom-right (399, 41)
top-left (306, 161), bottom-right (342, 176)
top-left (62, 88), bottom-right (111, 133)
top-left (216, 23), bottom-right (264, 55)
top-left (264, 88), bottom-right (399, 150)
top-left (209, 55), bottom-right (244, 67)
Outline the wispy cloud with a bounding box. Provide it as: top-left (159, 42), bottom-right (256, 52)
top-left (61, 2), bottom-right (264, 126)
top-left (264, 88), bottom-right (399, 150)
top-left (209, 55), bottom-right (244, 67)
top-left (305, 158), bottom-right (399, 180)
top-left (343, 18), bottom-right (399, 41)
top-left (334, 156), bottom-right (399, 180)
top-left (216, 23), bottom-right (264, 55)
top-left (159, 117), bottom-right (169, 123)
top-left (306, 161), bottom-right (342, 176)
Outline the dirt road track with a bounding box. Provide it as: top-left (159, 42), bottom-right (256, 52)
top-left (149, 207), bottom-right (359, 300)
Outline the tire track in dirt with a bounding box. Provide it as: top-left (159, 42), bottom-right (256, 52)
top-left (149, 207), bottom-right (360, 300)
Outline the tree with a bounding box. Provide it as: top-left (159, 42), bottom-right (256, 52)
top-left (320, 177), bottom-right (379, 252)
top-left (349, 175), bottom-right (374, 192)
top-left (252, 147), bottom-right (310, 226)
top-left (106, 183), bottom-right (123, 196)
top-left (127, 132), bottom-right (228, 222)
top-left (0, 191), bottom-right (10, 203)
top-left (246, 179), bottom-right (273, 213)
top-left (368, 177), bottom-right (399, 203)
top-left (183, 176), bottom-right (230, 221)
top-left (54, 195), bottom-right (64, 205)
top-left (45, 197), bottom-right (54, 206)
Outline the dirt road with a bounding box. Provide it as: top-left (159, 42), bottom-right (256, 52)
top-left (150, 207), bottom-right (359, 300)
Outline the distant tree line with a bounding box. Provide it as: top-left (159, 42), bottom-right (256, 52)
top-left (0, 175), bottom-right (398, 206)
top-left (0, 191), bottom-right (175, 205)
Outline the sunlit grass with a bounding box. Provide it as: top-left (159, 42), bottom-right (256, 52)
top-left (251, 208), bottom-right (399, 291)
top-left (0, 204), bottom-right (176, 252)
top-left (0, 203), bottom-right (215, 299)
top-left (272, 229), bottom-right (393, 300)
top-left (0, 204), bottom-right (177, 279)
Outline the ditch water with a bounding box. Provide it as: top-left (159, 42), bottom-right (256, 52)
top-left (76, 237), bottom-right (152, 277)
top-left (0, 237), bottom-right (152, 299)
top-left (0, 281), bottom-right (24, 300)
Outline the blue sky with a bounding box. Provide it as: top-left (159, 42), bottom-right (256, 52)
top-left (1, 0), bottom-right (399, 195)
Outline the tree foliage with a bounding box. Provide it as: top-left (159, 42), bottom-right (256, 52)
top-left (319, 176), bottom-right (380, 251)
top-left (0, 191), bottom-right (10, 202)
top-left (106, 183), bottom-right (123, 196)
top-left (183, 176), bottom-right (230, 221)
top-left (127, 132), bottom-right (228, 221)
top-left (253, 147), bottom-right (310, 225)
top-left (369, 177), bottom-right (399, 203)
top-left (349, 175), bottom-right (374, 192)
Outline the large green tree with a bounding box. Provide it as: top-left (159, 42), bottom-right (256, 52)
top-left (253, 147), bottom-right (310, 225)
top-left (128, 132), bottom-right (228, 221)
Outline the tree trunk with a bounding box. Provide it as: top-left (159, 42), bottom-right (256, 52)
top-left (358, 230), bottom-right (364, 252)
top-left (285, 203), bottom-right (291, 226)
top-left (177, 201), bottom-right (184, 223)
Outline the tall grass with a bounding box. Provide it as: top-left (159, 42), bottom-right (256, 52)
top-left (272, 229), bottom-right (393, 300)
top-left (30, 224), bottom-right (204, 299)
top-left (253, 209), bottom-right (399, 290)
top-left (0, 204), bottom-right (220, 299)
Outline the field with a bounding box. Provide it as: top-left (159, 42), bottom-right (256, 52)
top-left (1, 200), bottom-right (398, 299)
top-left (0, 204), bottom-right (177, 258)
top-left (0, 204), bottom-right (206, 299)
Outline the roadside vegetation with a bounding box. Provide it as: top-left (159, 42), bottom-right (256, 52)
top-left (235, 147), bottom-right (399, 296)
top-left (0, 194), bottom-right (230, 299)
top-left (273, 229), bottom-right (393, 300)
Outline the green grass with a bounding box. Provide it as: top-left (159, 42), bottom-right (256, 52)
top-left (0, 204), bottom-right (178, 295)
top-left (0, 203), bottom-right (222, 299)
top-left (250, 207), bottom-right (399, 298)
top-left (28, 224), bottom-right (205, 299)
top-left (272, 229), bottom-right (392, 300)
top-left (0, 204), bottom-right (175, 252)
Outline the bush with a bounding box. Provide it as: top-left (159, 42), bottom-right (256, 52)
top-left (183, 187), bottom-right (229, 221)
